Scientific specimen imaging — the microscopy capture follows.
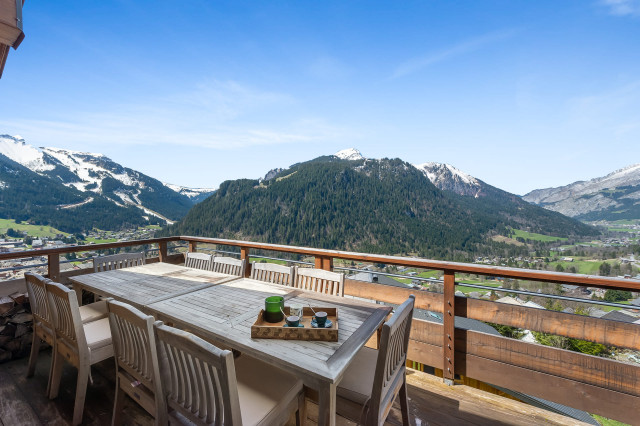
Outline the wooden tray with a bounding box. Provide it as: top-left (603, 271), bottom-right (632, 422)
top-left (251, 307), bottom-right (338, 342)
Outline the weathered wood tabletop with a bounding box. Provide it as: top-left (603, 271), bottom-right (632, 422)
top-left (68, 263), bottom-right (239, 309)
top-left (145, 276), bottom-right (392, 426)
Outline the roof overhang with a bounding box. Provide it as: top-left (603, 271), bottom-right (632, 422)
top-left (0, 0), bottom-right (25, 78)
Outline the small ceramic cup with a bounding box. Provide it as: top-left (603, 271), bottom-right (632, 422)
top-left (314, 311), bottom-right (328, 327)
top-left (286, 315), bottom-right (300, 327)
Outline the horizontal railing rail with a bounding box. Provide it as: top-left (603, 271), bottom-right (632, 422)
top-left (0, 235), bottom-right (638, 423)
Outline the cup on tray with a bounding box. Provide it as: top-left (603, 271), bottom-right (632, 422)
top-left (285, 315), bottom-right (300, 327)
top-left (264, 296), bottom-right (285, 323)
top-left (314, 311), bottom-right (328, 327)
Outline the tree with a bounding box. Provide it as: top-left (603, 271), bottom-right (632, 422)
top-left (555, 264), bottom-right (565, 272)
top-left (599, 262), bottom-right (612, 276)
top-left (604, 290), bottom-right (632, 303)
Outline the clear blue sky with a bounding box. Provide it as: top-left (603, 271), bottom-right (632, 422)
top-left (1, 0), bottom-right (639, 195)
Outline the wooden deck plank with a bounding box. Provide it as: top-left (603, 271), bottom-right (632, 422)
top-left (0, 351), bottom-right (595, 426)
top-left (0, 370), bottom-right (42, 426)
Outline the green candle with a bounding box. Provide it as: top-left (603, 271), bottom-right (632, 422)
top-left (264, 296), bottom-right (284, 323)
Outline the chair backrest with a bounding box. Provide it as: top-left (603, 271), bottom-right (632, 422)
top-left (154, 322), bottom-right (242, 425)
top-left (25, 272), bottom-right (54, 329)
top-left (211, 256), bottom-right (245, 276)
top-left (294, 267), bottom-right (345, 297)
top-left (250, 262), bottom-right (295, 286)
top-left (369, 295), bottom-right (415, 423)
top-left (93, 252), bottom-right (146, 272)
top-left (45, 281), bottom-right (87, 353)
top-left (185, 252), bottom-right (213, 270)
top-left (107, 300), bottom-right (165, 419)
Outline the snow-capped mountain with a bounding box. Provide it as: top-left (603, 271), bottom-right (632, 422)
top-left (334, 148), bottom-right (365, 161)
top-left (0, 151), bottom-right (155, 232)
top-left (163, 183), bottom-right (216, 203)
top-left (0, 134), bottom-right (209, 223)
top-left (414, 162), bottom-right (482, 197)
top-left (523, 164), bottom-right (640, 220)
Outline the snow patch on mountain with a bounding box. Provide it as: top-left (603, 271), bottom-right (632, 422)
top-left (0, 134), bottom-right (55, 172)
top-left (416, 162), bottom-right (478, 186)
top-left (414, 162), bottom-right (482, 196)
top-left (334, 148), bottom-right (365, 161)
top-left (163, 183), bottom-right (216, 200)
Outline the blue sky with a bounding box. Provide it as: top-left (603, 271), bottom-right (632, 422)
top-left (1, 0), bottom-right (639, 195)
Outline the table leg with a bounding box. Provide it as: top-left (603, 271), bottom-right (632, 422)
top-left (75, 284), bottom-right (83, 307)
top-left (317, 381), bottom-right (337, 426)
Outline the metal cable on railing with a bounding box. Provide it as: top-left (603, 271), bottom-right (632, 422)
top-left (334, 265), bottom-right (635, 310)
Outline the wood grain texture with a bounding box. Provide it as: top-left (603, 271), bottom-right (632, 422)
top-left (457, 296), bottom-right (640, 350)
top-left (442, 271), bottom-right (455, 382)
top-left (70, 263), bottom-right (238, 311)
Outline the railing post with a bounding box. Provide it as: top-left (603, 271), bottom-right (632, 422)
top-left (188, 241), bottom-right (197, 252)
top-left (240, 246), bottom-right (250, 277)
top-left (314, 256), bottom-right (333, 271)
top-left (158, 242), bottom-right (167, 262)
top-left (443, 270), bottom-right (455, 385)
top-left (48, 253), bottom-right (60, 281)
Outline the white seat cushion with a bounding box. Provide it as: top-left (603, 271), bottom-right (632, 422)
top-left (83, 317), bottom-right (112, 350)
top-left (337, 346), bottom-right (378, 404)
top-left (234, 354), bottom-right (303, 425)
top-left (79, 300), bottom-right (107, 323)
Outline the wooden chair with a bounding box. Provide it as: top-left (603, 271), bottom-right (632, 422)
top-left (46, 281), bottom-right (114, 426)
top-left (25, 272), bottom-right (56, 395)
top-left (293, 267), bottom-right (345, 297)
top-left (25, 272), bottom-right (108, 394)
top-left (93, 252), bottom-right (146, 272)
top-left (210, 256), bottom-right (245, 276)
top-left (250, 262), bottom-right (295, 286)
top-left (184, 252), bottom-right (213, 270)
top-left (107, 300), bottom-right (166, 426)
top-left (154, 322), bottom-right (306, 425)
top-left (336, 295), bottom-right (415, 425)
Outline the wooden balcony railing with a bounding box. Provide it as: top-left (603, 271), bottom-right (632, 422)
top-left (0, 235), bottom-right (638, 424)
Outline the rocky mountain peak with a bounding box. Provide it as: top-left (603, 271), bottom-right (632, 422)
top-left (414, 162), bottom-right (482, 197)
top-left (334, 148), bottom-right (365, 161)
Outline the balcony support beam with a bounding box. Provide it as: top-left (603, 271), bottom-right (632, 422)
top-left (241, 246), bottom-right (250, 277)
top-left (315, 256), bottom-right (333, 271)
top-left (158, 242), bottom-right (168, 262)
top-left (443, 270), bottom-right (455, 384)
top-left (47, 254), bottom-right (60, 282)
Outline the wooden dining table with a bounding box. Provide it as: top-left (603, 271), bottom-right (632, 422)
top-left (71, 264), bottom-right (392, 426)
top-left (68, 262), bottom-right (238, 309)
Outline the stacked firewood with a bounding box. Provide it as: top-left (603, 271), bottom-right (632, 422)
top-left (0, 292), bottom-right (33, 363)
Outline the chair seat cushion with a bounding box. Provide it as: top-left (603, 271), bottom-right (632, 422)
top-left (79, 300), bottom-right (107, 323)
top-left (83, 317), bottom-right (112, 350)
top-left (234, 354), bottom-right (303, 425)
top-left (337, 346), bottom-right (378, 404)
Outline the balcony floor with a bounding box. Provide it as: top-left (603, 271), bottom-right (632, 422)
top-left (0, 349), bottom-right (590, 426)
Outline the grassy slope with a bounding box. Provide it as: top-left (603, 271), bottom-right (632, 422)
top-left (0, 218), bottom-right (68, 238)
top-left (511, 229), bottom-right (568, 242)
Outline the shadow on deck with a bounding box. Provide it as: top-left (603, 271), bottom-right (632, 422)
top-left (0, 349), bottom-right (590, 426)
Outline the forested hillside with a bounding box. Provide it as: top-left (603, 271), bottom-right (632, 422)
top-left (163, 156), bottom-right (596, 259)
top-left (0, 154), bottom-right (151, 232)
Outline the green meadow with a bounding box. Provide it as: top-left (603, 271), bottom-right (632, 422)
top-left (0, 218), bottom-right (68, 238)
top-left (510, 229), bottom-right (568, 242)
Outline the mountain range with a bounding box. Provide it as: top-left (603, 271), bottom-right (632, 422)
top-left (0, 134), bottom-right (215, 232)
top-left (523, 164), bottom-right (640, 221)
top-left (162, 149), bottom-right (595, 259)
